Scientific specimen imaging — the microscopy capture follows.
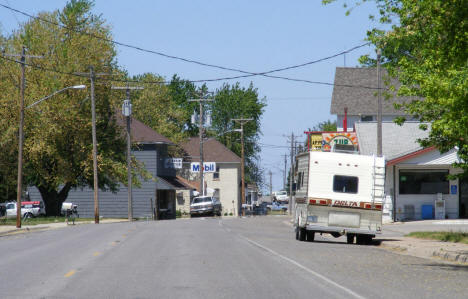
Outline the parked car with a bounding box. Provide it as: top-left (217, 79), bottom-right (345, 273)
top-left (190, 196), bottom-right (222, 217)
top-left (5, 201), bottom-right (45, 219)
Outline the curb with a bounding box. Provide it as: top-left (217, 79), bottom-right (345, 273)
top-left (432, 250), bottom-right (468, 264)
top-left (0, 226), bottom-right (51, 237)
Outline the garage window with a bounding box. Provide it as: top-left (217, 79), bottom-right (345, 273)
top-left (333, 175), bottom-right (358, 194)
top-left (399, 170), bottom-right (449, 194)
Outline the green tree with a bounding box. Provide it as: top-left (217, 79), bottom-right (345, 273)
top-left (166, 75), bottom-right (205, 137)
top-left (128, 73), bottom-right (187, 143)
top-left (209, 83), bottom-right (266, 184)
top-left (0, 0), bottom-right (144, 215)
top-left (325, 0), bottom-right (468, 175)
top-left (312, 120), bottom-right (337, 131)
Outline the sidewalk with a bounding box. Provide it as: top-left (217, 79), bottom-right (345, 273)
top-left (378, 220), bottom-right (468, 265)
top-left (377, 236), bottom-right (468, 264)
top-left (0, 218), bottom-right (128, 237)
top-left (287, 217), bottom-right (468, 265)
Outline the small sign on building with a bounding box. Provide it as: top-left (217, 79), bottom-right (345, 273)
top-left (190, 162), bottom-right (216, 173)
top-left (164, 158), bottom-right (182, 169)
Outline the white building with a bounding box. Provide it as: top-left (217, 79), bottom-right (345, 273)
top-left (331, 67), bottom-right (465, 221)
top-left (177, 137), bottom-right (241, 216)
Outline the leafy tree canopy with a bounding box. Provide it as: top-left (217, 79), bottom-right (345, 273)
top-left (312, 120), bottom-right (337, 132)
top-left (0, 0), bottom-right (146, 213)
top-left (209, 83), bottom-right (266, 185)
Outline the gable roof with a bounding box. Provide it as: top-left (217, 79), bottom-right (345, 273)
top-left (179, 137), bottom-right (241, 163)
top-left (330, 67), bottom-right (414, 115)
top-left (115, 114), bottom-right (173, 145)
top-left (355, 121), bottom-right (430, 160)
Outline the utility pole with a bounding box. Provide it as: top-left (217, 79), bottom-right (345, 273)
top-left (283, 154), bottom-right (287, 190)
top-left (189, 98), bottom-right (213, 196)
top-left (111, 85), bottom-right (144, 221)
top-left (3, 47), bottom-right (42, 228)
top-left (269, 170), bottom-right (273, 203)
top-left (90, 67), bottom-right (99, 224)
top-left (232, 118), bottom-right (253, 216)
top-left (75, 67), bottom-right (110, 224)
top-left (377, 48), bottom-right (382, 157)
top-left (289, 133), bottom-right (294, 215)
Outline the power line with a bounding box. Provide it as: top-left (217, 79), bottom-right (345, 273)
top-left (0, 54), bottom-right (384, 90)
top-left (0, 3), bottom-right (382, 89)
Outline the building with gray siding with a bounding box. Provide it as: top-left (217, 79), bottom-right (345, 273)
top-left (28, 115), bottom-right (189, 219)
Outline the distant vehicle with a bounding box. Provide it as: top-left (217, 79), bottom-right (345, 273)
top-left (267, 202), bottom-right (288, 213)
top-left (294, 151), bottom-right (385, 244)
top-left (273, 190), bottom-right (288, 204)
top-left (5, 201), bottom-right (45, 219)
top-left (190, 196), bottom-right (222, 217)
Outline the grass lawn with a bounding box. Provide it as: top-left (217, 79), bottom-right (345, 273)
top-left (406, 231), bottom-right (468, 244)
top-left (0, 216), bottom-right (95, 226)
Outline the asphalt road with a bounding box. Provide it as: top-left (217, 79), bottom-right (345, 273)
top-left (1, 216), bottom-right (467, 299)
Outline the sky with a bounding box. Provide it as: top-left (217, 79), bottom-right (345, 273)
top-left (0, 0), bottom-right (382, 193)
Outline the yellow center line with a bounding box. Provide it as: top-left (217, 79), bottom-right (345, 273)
top-left (64, 270), bottom-right (76, 278)
top-left (93, 252), bottom-right (101, 256)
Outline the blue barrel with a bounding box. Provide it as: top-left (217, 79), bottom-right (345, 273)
top-left (421, 205), bottom-right (434, 219)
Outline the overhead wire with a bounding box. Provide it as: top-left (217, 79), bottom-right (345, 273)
top-left (0, 4), bottom-right (383, 89)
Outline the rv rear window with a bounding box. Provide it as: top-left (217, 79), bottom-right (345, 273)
top-left (333, 175), bottom-right (358, 194)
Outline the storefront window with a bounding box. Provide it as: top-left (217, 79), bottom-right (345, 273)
top-left (399, 170), bottom-right (449, 194)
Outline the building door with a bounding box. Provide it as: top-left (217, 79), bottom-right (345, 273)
top-left (459, 179), bottom-right (468, 218)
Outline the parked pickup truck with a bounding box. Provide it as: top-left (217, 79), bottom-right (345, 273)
top-left (5, 201), bottom-right (46, 219)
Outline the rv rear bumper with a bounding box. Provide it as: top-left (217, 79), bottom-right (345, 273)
top-left (304, 224), bottom-right (381, 236)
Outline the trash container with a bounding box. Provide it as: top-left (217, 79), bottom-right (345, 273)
top-left (421, 205), bottom-right (434, 219)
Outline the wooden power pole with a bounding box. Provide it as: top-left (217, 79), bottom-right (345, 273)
top-left (232, 118), bottom-right (253, 216)
top-left (75, 67), bottom-right (111, 224)
top-left (111, 85), bottom-right (144, 221)
top-left (3, 47), bottom-right (43, 228)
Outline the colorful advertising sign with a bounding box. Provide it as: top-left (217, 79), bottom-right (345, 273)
top-left (322, 132), bottom-right (358, 152)
top-left (309, 133), bottom-right (323, 151)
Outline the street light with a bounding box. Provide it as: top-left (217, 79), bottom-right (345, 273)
top-left (26, 85), bottom-right (86, 108)
top-left (16, 84), bottom-right (86, 228)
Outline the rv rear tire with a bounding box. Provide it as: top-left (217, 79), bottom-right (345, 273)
top-left (346, 234), bottom-right (355, 244)
top-left (356, 234), bottom-right (372, 245)
top-left (298, 228), bottom-right (306, 241)
top-left (306, 231), bottom-right (315, 242)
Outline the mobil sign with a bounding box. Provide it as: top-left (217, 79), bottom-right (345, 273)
top-left (190, 162), bottom-right (216, 173)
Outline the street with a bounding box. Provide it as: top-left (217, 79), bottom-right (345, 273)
top-left (1, 216), bottom-right (467, 299)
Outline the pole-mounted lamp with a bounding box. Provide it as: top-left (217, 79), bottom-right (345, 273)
top-left (16, 84), bottom-right (86, 228)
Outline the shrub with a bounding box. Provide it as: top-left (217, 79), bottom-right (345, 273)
top-left (229, 212), bottom-right (233, 216)
top-left (224, 212), bottom-right (228, 216)
top-left (176, 210), bottom-right (182, 218)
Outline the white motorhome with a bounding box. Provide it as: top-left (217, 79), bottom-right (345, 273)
top-left (294, 151), bottom-right (385, 244)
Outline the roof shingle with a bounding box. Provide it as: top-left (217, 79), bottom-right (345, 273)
top-left (115, 114), bottom-right (173, 145)
top-left (179, 137), bottom-right (241, 163)
top-left (331, 67), bottom-right (414, 115)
